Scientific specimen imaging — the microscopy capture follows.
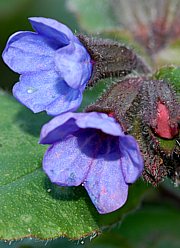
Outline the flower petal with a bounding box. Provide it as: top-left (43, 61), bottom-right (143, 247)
top-left (40, 112), bottom-right (124, 145)
top-left (29, 17), bottom-right (78, 45)
top-left (45, 88), bottom-right (82, 116)
top-left (75, 112), bottom-right (123, 136)
top-left (2, 31), bottom-right (56, 74)
top-left (13, 70), bottom-right (82, 115)
top-left (43, 131), bottom-right (99, 186)
top-left (84, 150), bottom-right (128, 214)
top-left (119, 135), bottom-right (144, 184)
top-left (40, 112), bottom-right (80, 144)
top-left (55, 41), bottom-right (92, 89)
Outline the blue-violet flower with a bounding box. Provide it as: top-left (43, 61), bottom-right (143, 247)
top-left (2, 17), bottom-right (92, 115)
top-left (40, 112), bottom-right (144, 214)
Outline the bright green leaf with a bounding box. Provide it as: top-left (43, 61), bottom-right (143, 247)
top-left (154, 66), bottom-right (180, 94)
top-left (79, 79), bottom-right (111, 111)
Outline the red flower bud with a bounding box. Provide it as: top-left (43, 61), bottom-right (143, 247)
top-left (154, 101), bottom-right (179, 139)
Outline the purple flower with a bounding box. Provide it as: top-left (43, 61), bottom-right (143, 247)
top-left (40, 112), bottom-right (144, 214)
top-left (2, 17), bottom-right (92, 115)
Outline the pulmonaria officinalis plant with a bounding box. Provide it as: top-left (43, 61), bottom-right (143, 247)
top-left (2, 17), bottom-right (180, 216)
top-left (39, 112), bottom-right (143, 214)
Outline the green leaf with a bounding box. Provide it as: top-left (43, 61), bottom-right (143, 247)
top-left (67, 0), bottom-right (117, 32)
top-left (79, 79), bottom-right (111, 111)
top-left (87, 203), bottom-right (180, 248)
top-left (154, 66), bottom-right (180, 152)
top-left (157, 137), bottom-right (177, 154)
top-left (0, 91), bottom-right (150, 240)
top-left (154, 66), bottom-right (180, 94)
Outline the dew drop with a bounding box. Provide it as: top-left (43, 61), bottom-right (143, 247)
top-left (27, 87), bottom-right (37, 94)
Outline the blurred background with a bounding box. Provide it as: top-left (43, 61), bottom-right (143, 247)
top-left (0, 0), bottom-right (180, 247)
